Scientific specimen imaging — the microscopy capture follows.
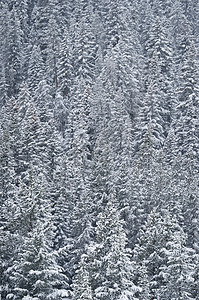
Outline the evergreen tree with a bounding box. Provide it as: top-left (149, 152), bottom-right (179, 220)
top-left (27, 45), bottom-right (45, 95)
top-left (159, 225), bottom-right (196, 299)
top-left (73, 193), bottom-right (139, 300)
top-left (4, 5), bottom-right (23, 97)
top-left (72, 254), bottom-right (93, 300)
top-left (134, 210), bottom-right (195, 299)
top-left (0, 123), bottom-right (19, 299)
top-left (0, 59), bottom-right (8, 106)
top-left (0, 1), bottom-right (198, 299)
top-left (45, 0), bottom-right (61, 91)
top-left (70, 6), bottom-right (98, 89)
top-left (57, 29), bottom-right (73, 97)
top-left (53, 92), bottom-right (68, 136)
top-left (7, 221), bottom-right (68, 300)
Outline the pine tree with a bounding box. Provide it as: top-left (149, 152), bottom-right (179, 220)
top-left (159, 228), bottom-right (196, 299)
top-left (193, 254), bottom-right (199, 299)
top-left (134, 210), bottom-right (195, 299)
top-left (0, 1), bottom-right (198, 299)
top-left (53, 92), bottom-right (68, 136)
top-left (93, 198), bottom-right (138, 300)
top-left (0, 58), bottom-right (8, 106)
top-left (70, 8), bottom-right (98, 88)
top-left (7, 221), bottom-right (68, 300)
top-left (73, 193), bottom-right (139, 300)
top-left (4, 5), bottom-right (23, 97)
top-left (170, 18), bottom-right (199, 250)
top-left (131, 123), bottom-right (163, 244)
top-left (27, 45), bottom-right (45, 95)
top-left (0, 121), bottom-right (19, 299)
top-left (57, 29), bottom-right (73, 97)
top-left (30, 2), bottom-right (49, 63)
top-left (1, 104), bottom-right (68, 299)
top-left (72, 254), bottom-right (93, 300)
top-left (52, 79), bottom-right (94, 283)
top-left (45, 0), bottom-right (61, 91)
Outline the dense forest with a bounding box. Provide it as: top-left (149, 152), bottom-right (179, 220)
top-left (0, 0), bottom-right (199, 299)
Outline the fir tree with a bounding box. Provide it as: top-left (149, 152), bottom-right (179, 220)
top-left (73, 193), bottom-right (139, 300)
top-left (134, 210), bottom-right (195, 299)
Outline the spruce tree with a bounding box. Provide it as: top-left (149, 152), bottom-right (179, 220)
top-left (5, 5), bottom-right (23, 97)
top-left (134, 210), bottom-right (196, 299)
top-left (73, 193), bottom-right (139, 300)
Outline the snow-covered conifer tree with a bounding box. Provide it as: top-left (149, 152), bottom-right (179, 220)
top-left (73, 193), bottom-right (139, 300)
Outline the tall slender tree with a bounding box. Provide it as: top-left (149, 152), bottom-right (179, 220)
top-left (73, 193), bottom-right (139, 300)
